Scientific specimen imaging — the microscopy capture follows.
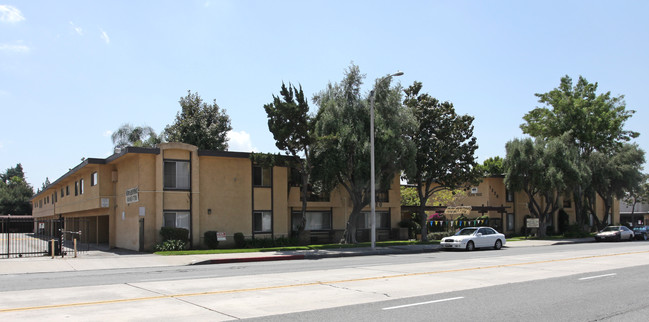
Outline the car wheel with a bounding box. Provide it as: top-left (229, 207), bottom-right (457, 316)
top-left (466, 241), bottom-right (475, 251)
top-left (494, 239), bottom-right (502, 250)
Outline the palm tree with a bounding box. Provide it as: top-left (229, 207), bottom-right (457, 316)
top-left (111, 123), bottom-right (161, 149)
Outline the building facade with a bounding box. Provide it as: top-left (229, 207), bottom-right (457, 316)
top-left (403, 176), bottom-right (620, 236)
top-left (31, 143), bottom-right (402, 251)
top-left (620, 201), bottom-right (649, 227)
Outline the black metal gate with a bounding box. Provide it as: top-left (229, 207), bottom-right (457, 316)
top-left (1, 216), bottom-right (90, 258)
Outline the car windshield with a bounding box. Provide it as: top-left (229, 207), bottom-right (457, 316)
top-left (601, 226), bottom-right (619, 232)
top-left (455, 228), bottom-right (477, 236)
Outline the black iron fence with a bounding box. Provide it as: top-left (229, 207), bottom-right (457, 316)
top-left (1, 216), bottom-right (90, 258)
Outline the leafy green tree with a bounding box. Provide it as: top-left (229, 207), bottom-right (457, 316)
top-left (402, 81), bottom-right (480, 241)
top-left (164, 90), bottom-right (232, 150)
top-left (624, 174), bottom-right (649, 224)
top-left (504, 136), bottom-right (580, 237)
top-left (263, 82), bottom-right (314, 235)
top-left (400, 186), bottom-right (467, 208)
top-left (520, 75), bottom-right (639, 226)
top-left (588, 143), bottom-right (645, 228)
top-left (111, 123), bottom-right (161, 149)
top-left (0, 164), bottom-right (34, 215)
top-left (311, 64), bottom-right (414, 243)
top-left (476, 156), bottom-right (504, 177)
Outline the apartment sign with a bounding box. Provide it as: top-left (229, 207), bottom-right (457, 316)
top-left (444, 206), bottom-right (472, 216)
top-left (126, 187), bottom-right (139, 204)
top-left (526, 218), bottom-right (539, 228)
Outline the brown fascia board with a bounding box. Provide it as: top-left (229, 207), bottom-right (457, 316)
top-left (198, 150), bottom-right (298, 165)
top-left (198, 150), bottom-right (252, 159)
top-left (32, 147), bottom-right (160, 200)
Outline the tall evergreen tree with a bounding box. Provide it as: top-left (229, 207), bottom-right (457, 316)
top-left (263, 82), bottom-right (314, 235)
top-left (164, 90), bottom-right (232, 150)
top-left (0, 164), bottom-right (34, 215)
top-left (401, 81), bottom-right (480, 241)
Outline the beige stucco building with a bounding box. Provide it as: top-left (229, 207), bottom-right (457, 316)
top-left (31, 143), bottom-right (402, 251)
top-left (404, 176), bottom-right (620, 235)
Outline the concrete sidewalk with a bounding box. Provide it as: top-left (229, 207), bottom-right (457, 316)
top-left (0, 238), bottom-right (593, 275)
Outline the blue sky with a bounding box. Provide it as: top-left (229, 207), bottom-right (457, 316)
top-left (1, 0), bottom-right (647, 189)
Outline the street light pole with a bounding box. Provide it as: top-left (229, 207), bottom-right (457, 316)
top-left (370, 71), bottom-right (403, 249)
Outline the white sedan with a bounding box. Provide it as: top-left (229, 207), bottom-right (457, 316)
top-left (440, 227), bottom-right (506, 251)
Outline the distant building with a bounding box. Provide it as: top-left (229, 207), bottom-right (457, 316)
top-left (620, 201), bottom-right (649, 226)
top-left (402, 175), bottom-right (619, 235)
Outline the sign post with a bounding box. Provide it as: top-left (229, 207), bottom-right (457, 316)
top-left (526, 218), bottom-right (539, 238)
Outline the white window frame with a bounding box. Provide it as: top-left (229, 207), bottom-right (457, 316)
top-left (253, 211), bottom-right (272, 233)
top-left (358, 211), bottom-right (390, 229)
top-left (292, 211), bottom-right (332, 231)
top-left (164, 160), bottom-right (191, 190)
top-left (163, 211), bottom-right (190, 231)
top-left (253, 166), bottom-right (272, 187)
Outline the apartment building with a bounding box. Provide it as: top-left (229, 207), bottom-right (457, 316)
top-left (31, 143), bottom-right (402, 251)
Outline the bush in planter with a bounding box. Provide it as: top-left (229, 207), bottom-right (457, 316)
top-left (154, 239), bottom-right (187, 251)
top-left (204, 231), bottom-right (219, 249)
top-left (234, 232), bottom-right (246, 248)
top-left (160, 227), bottom-right (189, 242)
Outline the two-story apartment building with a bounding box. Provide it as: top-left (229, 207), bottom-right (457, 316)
top-left (31, 143), bottom-right (402, 251)
top-left (407, 175), bottom-right (619, 235)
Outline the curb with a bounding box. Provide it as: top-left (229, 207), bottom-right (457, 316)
top-left (192, 254), bottom-right (306, 265)
top-left (192, 246), bottom-right (439, 265)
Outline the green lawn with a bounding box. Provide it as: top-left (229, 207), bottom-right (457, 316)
top-left (155, 240), bottom-right (439, 256)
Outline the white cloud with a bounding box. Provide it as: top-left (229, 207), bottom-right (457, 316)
top-left (100, 28), bottom-right (110, 44)
top-left (69, 21), bottom-right (83, 35)
top-left (103, 130), bottom-right (113, 137)
top-left (0, 43), bottom-right (29, 53)
top-left (227, 130), bottom-right (257, 152)
top-left (0, 5), bottom-right (24, 23)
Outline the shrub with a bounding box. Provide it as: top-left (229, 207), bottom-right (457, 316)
top-left (234, 232), bottom-right (246, 248)
top-left (160, 227), bottom-right (189, 242)
top-left (563, 224), bottom-right (591, 238)
top-left (204, 231), bottom-right (219, 249)
top-left (154, 240), bottom-right (187, 251)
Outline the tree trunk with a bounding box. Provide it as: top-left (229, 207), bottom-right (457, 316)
top-left (418, 203), bottom-right (428, 242)
top-left (298, 166), bottom-right (309, 234)
top-left (343, 209), bottom-right (361, 244)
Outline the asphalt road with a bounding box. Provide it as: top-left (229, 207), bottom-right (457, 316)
top-left (1, 241), bottom-right (643, 292)
top-left (247, 264), bottom-right (649, 322)
top-left (1, 241), bottom-right (648, 321)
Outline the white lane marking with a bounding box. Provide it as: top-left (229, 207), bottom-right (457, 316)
top-left (382, 296), bottom-right (464, 310)
top-left (579, 273), bottom-right (617, 280)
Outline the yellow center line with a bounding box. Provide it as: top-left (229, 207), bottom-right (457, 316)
top-left (2, 249), bottom-right (648, 313)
